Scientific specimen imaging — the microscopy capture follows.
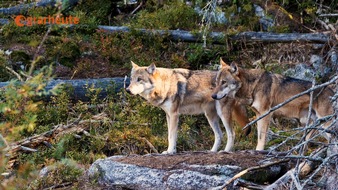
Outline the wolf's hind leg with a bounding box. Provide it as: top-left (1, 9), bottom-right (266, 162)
top-left (256, 114), bottom-right (271, 150)
top-left (300, 109), bottom-right (318, 143)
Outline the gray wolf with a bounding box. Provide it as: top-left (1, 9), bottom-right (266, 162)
top-left (212, 58), bottom-right (334, 150)
top-left (126, 61), bottom-right (249, 154)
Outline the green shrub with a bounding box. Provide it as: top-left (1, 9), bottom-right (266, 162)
top-left (131, 2), bottom-right (200, 30)
top-left (29, 159), bottom-right (84, 190)
top-left (0, 66), bottom-right (60, 140)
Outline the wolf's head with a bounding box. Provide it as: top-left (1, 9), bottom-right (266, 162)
top-left (211, 58), bottom-right (241, 100)
top-left (126, 61), bottom-right (156, 97)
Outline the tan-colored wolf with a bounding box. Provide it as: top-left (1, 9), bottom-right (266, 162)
top-left (126, 61), bottom-right (249, 154)
top-left (212, 59), bottom-right (334, 150)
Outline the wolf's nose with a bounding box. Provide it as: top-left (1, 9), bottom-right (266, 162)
top-left (211, 94), bottom-right (217, 100)
top-left (125, 87), bottom-right (131, 94)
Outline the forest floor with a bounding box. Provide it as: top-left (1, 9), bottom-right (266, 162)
top-left (113, 151), bottom-right (265, 169)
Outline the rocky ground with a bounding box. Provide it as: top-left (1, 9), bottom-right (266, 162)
top-left (79, 151), bottom-right (289, 190)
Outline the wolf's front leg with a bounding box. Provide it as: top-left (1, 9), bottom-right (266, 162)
top-left (162, 113), bottom-right (179, 154)
top-left (205, 105), bottom-right (222, 152)
top-left (216, 101), bottom-right (235, 152)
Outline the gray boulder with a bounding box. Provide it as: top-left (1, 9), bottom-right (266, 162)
top-left (88, 155), bottom-right (242, 190)
top-left (283, 63), bottom-right (315, 81)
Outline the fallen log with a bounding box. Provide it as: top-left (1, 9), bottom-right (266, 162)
top-left (97, 26), bottom-right (333, 44)
top-left (0, 0), bottom-right (79, 15)
top-left (0, 77), bottom-right (129, 102)
top-left (0, 16), bottom-right (333, 44)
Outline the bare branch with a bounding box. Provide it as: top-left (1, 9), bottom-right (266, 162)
top-left (319, 14), bottom-right (338, 17)
top-left (265, 147), bottom-right (328, 189)
top-left (129, 1), bottom-right (143, 15)
top-left (20, 146), bottom-right (37, 152)
top-left (28, 26), bottom-right (52, 78)
top-left (5, 66), bottom-right (23, 82)
top-left (290, 171), bottom-right (302, 190)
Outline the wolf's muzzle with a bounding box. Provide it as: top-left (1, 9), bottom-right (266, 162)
top-left (125, 87), bottom-right (132, 94)
top-left (211, 94), bottom-right (218, 100)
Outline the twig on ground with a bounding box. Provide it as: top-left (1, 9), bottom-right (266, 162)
top-left (221, 159), bottom-right (289, 189)
top-left (141, 137), bottom-right (159, 153)
top-left (20, 146), bottom-right (38, 152)
top-left (5, 66), bottom-right (23, 82)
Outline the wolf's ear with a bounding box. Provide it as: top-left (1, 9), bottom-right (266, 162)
top-left (229, 62), bottom-right (239, 75)
top-left (147, 63), bottom-right (156, 74)
top-left (220, 58), bottom-right (229, 69)
top-left (131, 61), bottom-right (139, 69)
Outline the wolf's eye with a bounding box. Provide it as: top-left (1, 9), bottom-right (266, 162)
top-left (137, 77), bottom-right (142, 82)
top-left (221, 80), bottom-right (227, 85)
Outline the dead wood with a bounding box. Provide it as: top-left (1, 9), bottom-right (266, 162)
top-left (4, 113), bottom-right (109, 169)
top-left (265, 147), bottom-right (328, 190)
top-left (221, 159), bottom-right (290, 189)
top-left (0, 0), bottom-right (79, 15)
top-left (97, 26), bottom-right (334, 44)
top-left (0, 77), bottom-right (128, 102)
top-left (0, 17), bottom-right (333, 44)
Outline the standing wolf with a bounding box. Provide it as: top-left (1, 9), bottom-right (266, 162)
top-left (212, 59), bottom-right (334, 150)
top-left (126, 61), bottom-right (249, 154)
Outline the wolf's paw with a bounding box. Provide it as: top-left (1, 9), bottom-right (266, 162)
top-left (218, 150), bottom-right (231, 154)
top-left (209, 149), bottom-right (218, 153)
top-left (162, 150), bottom-right (176, 154)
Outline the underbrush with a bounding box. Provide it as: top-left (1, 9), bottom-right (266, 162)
top-left (1, 0), bottom-right (336, 188)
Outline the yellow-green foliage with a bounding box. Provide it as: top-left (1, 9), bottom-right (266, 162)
top-left (223, 0), bottom-right (260, 32)
top-left (71, 0), bottom-right (113, 25)
top-left (131, 2), bottom-right (200, 30)
top-left (28, 159), bottom-right (84, 190)
top-left (0, 66), bottom-right (60, 140)
top-left (0, 161), bottom-right (38, 190)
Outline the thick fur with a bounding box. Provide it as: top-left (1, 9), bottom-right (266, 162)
top-left (212, 59), bottom-right (334, 150)
top-left (126, 61), bottom-right (249, 154)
